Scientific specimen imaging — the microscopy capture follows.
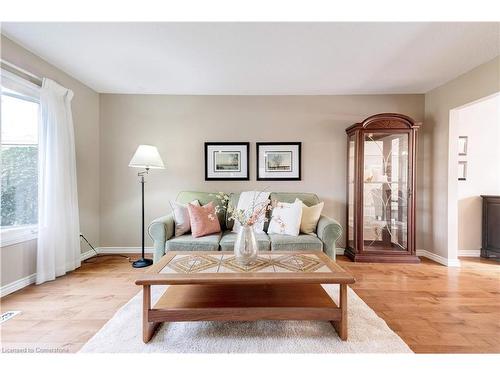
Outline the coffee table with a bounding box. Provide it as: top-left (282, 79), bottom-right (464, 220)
top-left (135, 251), bottom-right (355, 343)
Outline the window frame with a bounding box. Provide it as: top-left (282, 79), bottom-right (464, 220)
top-left (0, 225), bottom-right (38, 247)
top-left (1, 69), bottom-right (41, 247)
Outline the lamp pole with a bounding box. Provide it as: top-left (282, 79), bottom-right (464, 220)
top-left (132, 168), bottom-right (153, 268)
top-left (128, 144), bottom-right (164, 268)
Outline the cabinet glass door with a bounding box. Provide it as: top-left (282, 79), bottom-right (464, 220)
top-left (363, 132), bottom-right (409, 251)
top-left (347, 134), bottom-right (355, 250)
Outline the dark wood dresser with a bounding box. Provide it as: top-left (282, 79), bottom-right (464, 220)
top-left (481, 195), bottom-right (500, 259)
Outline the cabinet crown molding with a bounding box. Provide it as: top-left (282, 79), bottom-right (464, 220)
top-left (346, 113), bottom-right (421, 134)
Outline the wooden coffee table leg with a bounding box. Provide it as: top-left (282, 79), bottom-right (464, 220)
top-left (142, 285), bottom-right (160, 343)
top-left (331, 284), bottom-right (348, 340)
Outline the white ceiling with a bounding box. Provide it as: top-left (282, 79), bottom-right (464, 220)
top-left (1, 22), bottom-right (499, 94)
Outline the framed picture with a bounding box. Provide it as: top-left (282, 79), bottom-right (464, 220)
top-left (205, 142), bottom-right (249, 180)
top-left (256, 142), bottom-right (301, 180)
top-left (458, 136), bottom-right (468, 156)
top-left (458, 161), bottom-right (467, 181)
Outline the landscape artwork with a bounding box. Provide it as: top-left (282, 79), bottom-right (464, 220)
top-left (214, 151), bottom-right (241, 171)
top-left (257, 142), bottom-right (301, 180)
top-left (205, 142), bottom-right (249, 180)
top-left (265, 151), bottom-right (292, 172)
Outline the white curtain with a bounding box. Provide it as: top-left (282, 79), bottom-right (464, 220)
top-left (36, 78), bottom-right (80, 284)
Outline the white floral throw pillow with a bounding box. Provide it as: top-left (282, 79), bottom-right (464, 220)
top-left (267, 199), bottom-right (303, 236)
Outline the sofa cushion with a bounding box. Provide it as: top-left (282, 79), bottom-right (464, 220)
top-left (165, 232), bottom-right (222, 252)
top-left (219, 230), bottom-right (271, 251)
top-left (176, 191), bottom-right (227, 230)
top-left (268, 199), bottom-right (303, 236)
top-left (269, 233), bottom-right (323, 251)
top-left (268, 193), bottom-right (320, 233)
top-left (188, 202), bottom-right (221, 238)
top-left (170, 199), bottom-right (200, 237)
top-left (300, 201), bottom-right (324, 234)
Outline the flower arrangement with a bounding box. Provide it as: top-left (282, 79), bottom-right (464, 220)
top-left (212, 191), bottom-right (275, 227)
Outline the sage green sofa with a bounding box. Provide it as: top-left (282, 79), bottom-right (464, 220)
top-left (148, 191), bottom-right (342, 263)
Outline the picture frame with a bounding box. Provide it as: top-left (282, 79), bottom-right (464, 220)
top-left (204, 142), bottom-right (249, 181)
top-left (458, 161), bottom-right (467, 181)
top-left (256, 142), bottom-right (301, 181)
top-left (458, 136), bottom-right (468, 156)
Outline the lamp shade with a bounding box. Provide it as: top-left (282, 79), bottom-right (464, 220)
top-left (129, 145), bottom-right (165, 169)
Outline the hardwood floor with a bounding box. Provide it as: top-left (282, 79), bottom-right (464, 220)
top-left (1, 254), bottom-right (499, 353)
top-left (0, 255), bottom-right (145, 353)
top-left (340, 256), bottom-right (500, 353)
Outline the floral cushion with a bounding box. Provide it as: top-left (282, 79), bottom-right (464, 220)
top-left (188, 202), bottom-right (221, 238)
top-left (267, 199), bottom-right (303, 236)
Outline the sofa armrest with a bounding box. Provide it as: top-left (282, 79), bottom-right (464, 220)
top-left (317, 215), bottom-right (343, 260)
top-left (148, 213), bottom-right (175, 262)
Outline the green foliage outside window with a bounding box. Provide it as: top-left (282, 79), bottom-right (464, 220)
top-left (0, 145), bottom-right (38, 227)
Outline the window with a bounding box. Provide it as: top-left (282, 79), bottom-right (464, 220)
top-left (0, 70), bottom-right (40, 246)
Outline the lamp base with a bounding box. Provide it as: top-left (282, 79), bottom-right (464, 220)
top-left (132, 258), bottom-right (153, 268)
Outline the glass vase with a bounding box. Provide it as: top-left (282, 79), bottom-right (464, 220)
top-left (234, 224), bottom-right (258, 266)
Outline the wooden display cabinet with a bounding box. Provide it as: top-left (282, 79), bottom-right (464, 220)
top-left (345, 113), bottom-right (420, 263)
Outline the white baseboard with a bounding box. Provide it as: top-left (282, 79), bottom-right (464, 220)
top-left (458, 249), bottom-right (481, 257)
top-left (0, 273), bottom-right (36, 298)
top-left (81, 249), bottom-right (96, 261)
top-left (417, 249), bottom-right (461, 267)
top-left (336, 248), bottom-right (345, 255)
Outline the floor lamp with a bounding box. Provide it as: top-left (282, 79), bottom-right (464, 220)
top-left (129, 145), bottom-right (165, 268)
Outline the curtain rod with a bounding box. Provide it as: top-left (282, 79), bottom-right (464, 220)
top-left (0, 59), bottom-right (43, 87)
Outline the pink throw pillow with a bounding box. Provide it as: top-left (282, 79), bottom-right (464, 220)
top-left (187, 201), bottom-right (221, 238)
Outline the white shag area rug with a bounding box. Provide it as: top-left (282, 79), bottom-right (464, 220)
top-left (80, 284), bottom-right (412, 353)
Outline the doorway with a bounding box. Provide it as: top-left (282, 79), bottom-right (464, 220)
top-left (448, 92), bottom-right (500, 260)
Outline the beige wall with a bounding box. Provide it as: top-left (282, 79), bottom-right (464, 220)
top-left (99, 94), bottom-right (424, 248)
top-left (456, 94), bottom-right (500, 251)
top-left (1, 34), bottom-right (496, 291)
top-left (423, 56), bottom-right (500, 258)
top-left (1, 35), bottom-right (100, 286)
top-left (0, 240), bottom-right (36, 286)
